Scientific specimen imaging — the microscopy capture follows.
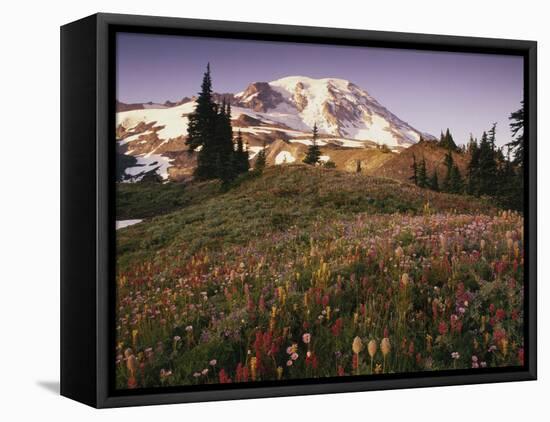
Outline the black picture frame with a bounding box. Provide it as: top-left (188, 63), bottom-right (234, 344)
top-left (61, 12), bottom-right (537, 408)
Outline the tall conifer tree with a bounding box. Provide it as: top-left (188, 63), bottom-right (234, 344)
top-left (254, 142), bottom-right (267, 173)
top-left (234, 129), bottom-right (249, 174)
top-left (478, 130), bottom-right (497, 196)
top-left (303, 123), bottom-right (322, 165)
top-left (429, 169), bottom-right (439, 191)
top-left (466, 137), bottom-right (481, 196)
top-left (186, 63), bottom-right (218, 180)
top-left (439, 128), bottom-right (458, 151)
top-left (507, 101), bottom-right (524, 167)
top-left (410, 154), bottom-right (418, 185)
top-left (418, 157), bottom-right (428, 188)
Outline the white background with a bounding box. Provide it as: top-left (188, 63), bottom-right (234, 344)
top-left (1, 0), bottom-right (547, 419)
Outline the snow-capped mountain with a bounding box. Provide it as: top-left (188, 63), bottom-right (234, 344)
top-left (116, 76), bottom-right (434, 182)
top-left (234, 76), bottom-right (431, 146)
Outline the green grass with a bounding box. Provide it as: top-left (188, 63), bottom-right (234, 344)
top-left (116, 179), bottom-right (222, 220)
top-left (116, 164), bottom-right (494, 270)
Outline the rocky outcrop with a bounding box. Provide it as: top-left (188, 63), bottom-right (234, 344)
top-left (235, 82), bottom-right (285, 112)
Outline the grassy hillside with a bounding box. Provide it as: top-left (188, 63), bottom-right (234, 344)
top-left (116, 179), bottom-right (221, 220)
top-left (115, 165), bottom-right (523, 389)
top-left (116, 164), bottom-right (494, 267)
top-left (370, 140), bottom-right (469, 183)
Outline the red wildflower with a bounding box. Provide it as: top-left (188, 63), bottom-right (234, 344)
top-left (127, 376), bottom-right (138, 389)
top-left (438, 321), bottom-right (448, 336)
top-left (455, 282), bottom-right (465, 298)
top-left (352, 353), bottom-right (359, 370)
top-left (305, 352), bottom-right (318, 369)
top-left (247, 298), bottom-right (255, 312)
top-left (493, 328), bottom-right (506, 344)
top-left (331, 318), bottom-right (343, 337)
top-left (494, 260), bottom-right (506, 276)
top-left (496, 308), bottom-right (506, 321)
top-left (235, 363), bottom-right (243, 382)
top-left (219, 368), bottom-right (231, 384)
top-left (408, 341), bottom-right (415, 356)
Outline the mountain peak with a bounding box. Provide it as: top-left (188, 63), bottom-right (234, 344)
top-left (270, 75), bottom-right (352, 87)
top-left (251, 75), bottom-right (428, 146)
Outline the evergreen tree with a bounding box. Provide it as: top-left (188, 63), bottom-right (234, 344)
top-left (503, 102), bottom-right (525, 210)
top-left (488, 122), bottom-right (497, 151)
top-left (495, 146), bottom-right (518, 209)
top-left (439, 128), bottom-right (458, 151)
top-left (418, 157), bottom-right (428, 188)
top-left (254, 143), bottom-right (267, 173)
top-left (410, 154), bottom-right (418, 185)
top-left (356, 159), bottom-right (362, 173)
top-left (215, 99), bottom-right (237, 184)
top-left (185, 66), bottom-right (236, 183)
top-left (186, 63), bottom-right (218, 180)
top-left (467, 134), bottom-right (478, 155)
top-left (507, 101), bottom-right (524, 167)
top-left (442, 146), bottom-right (464, 194)
top-left (448, 164), bottom-right (464, 194)
top-left (233, 129), bottom-right (249, 174)
top-left (466, 137), bottom-right (481, 196)
top-left (442, 148), bottom-right (454, 192)
top-left (477, 130), bottom-right (498, 196)
top-left (303, 123), bottom-right (322, 165)
top-left (429, 169), bottom-right (439, 191)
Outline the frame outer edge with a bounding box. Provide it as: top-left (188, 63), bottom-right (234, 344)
top-left (527, 42), bottom-right (537, 380)
top-left (86, 12), bottom-right (537, 408)
top-left (60, 14), bottom-right (99, 407)
top-left (97, 12), bottom-right (111, 408)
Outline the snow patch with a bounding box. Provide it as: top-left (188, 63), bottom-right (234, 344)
top-left (332, 139), bottom-right (369, 148)
top-left (342, 114), bottom-right (399, 147)
top-left (116, 219), bottom-right (143, 230)
top-left (274, 151), bottom-right (296, 165)
top-left (238, 127), bottom-right (273, 135)
top-left (117, 101), bottom-right (196, 140)
top-left (124, 153), bottom-right (173, 181)
top-left (248, 145), bottom-right (266, 160)
top-left (289, 138), bottom-right (327, 146)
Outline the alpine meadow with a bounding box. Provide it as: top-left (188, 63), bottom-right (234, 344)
top-left (114, 33), bottom-right (525, 390)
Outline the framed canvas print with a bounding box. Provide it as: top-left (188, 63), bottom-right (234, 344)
top-left (60, 13), bottom-right (537, 408)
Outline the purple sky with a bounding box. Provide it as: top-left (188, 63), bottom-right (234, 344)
top-left (117, 32), bottom-right (523, 146)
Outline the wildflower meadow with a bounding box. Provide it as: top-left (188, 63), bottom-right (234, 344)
top-left (115, 165), bottom-right (524, 389)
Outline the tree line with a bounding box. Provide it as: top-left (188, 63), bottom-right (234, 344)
top-left (410, 102), bottom-right (525, 210)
